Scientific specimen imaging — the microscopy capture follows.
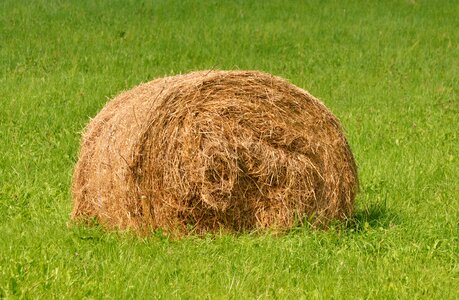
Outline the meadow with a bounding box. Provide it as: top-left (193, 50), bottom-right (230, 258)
top-left (0, 0), bottom-right (458, 298)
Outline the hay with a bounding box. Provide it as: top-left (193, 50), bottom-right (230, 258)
top-left (71, 70), bottom-right (358, 235)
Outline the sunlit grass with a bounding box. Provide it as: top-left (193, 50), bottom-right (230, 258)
top-left (0, 0), bottom-right (458, 298)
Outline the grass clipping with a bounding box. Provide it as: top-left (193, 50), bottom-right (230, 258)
top-left (72, 70), bottom-right (358, 235)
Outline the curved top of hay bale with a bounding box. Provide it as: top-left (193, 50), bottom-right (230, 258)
top-left (72, 70), bottom-right (358, 235)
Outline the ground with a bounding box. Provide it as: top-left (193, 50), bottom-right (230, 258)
top-left (0, 0), bottom-right (458, 298)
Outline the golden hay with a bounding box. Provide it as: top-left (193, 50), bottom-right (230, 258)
top-left (71, 70), bottom-right (358, 235)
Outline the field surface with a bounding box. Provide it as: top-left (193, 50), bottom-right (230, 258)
top-left (1, 0), bottom-right (458, 298)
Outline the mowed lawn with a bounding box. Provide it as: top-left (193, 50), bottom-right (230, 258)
top-left (0, 0), bottom-right (458, 298)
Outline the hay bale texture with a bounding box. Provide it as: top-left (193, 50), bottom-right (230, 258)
top-left (72, 70), bottom-right (358, 235)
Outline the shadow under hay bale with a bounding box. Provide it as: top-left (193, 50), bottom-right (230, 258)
top-left (71, 70), bottom-right (358, 235)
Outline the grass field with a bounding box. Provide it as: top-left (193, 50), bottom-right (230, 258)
top-left (1, 0), bottom-right (458, 298)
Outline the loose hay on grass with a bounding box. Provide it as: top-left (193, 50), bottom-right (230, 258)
top-left (71, 70), bottom-right (358, 235)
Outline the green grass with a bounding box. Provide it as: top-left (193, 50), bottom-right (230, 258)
top-left (1, 0), bottom-right (458, 298)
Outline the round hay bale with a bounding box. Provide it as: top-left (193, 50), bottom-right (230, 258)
top-left (71, 70), bottom-right (358, 235)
